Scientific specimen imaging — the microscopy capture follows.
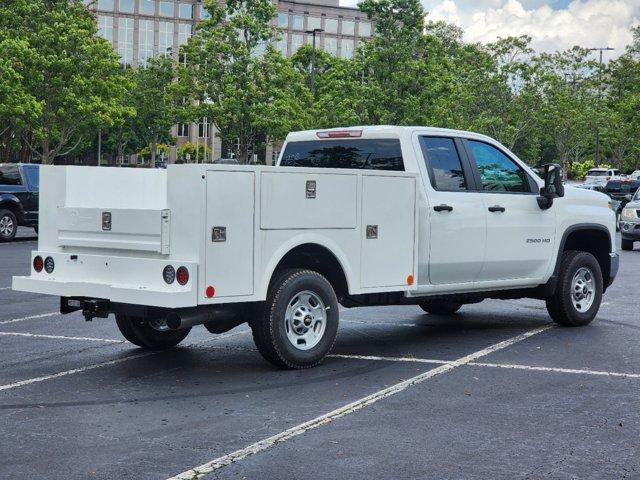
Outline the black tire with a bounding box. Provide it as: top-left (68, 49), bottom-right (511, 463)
top-left (115, 314), bottom-right (191, 350)
top-left (0, 209), bottom-right (17, 242)
top-left (250, 269), bottom-right (339, 369)
top-left (419, 300), bottom-right (463, 315)
top-left (545, 250), bottom-right (603, 327)
top-left (621, 239), bottom-right (634, 251)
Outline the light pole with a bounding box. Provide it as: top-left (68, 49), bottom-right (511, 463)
top-left (305, 28), bottom-right (323, 94)
top-left (587, 46), bottom-right (614, 166)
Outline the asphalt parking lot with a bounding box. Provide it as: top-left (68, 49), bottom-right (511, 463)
top-left (1, 234), bottom-right (639, 480)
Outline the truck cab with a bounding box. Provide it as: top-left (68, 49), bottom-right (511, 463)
top-left (13, 127), bottom-right (618, 369)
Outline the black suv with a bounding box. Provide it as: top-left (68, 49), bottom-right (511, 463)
top-left (0, 163), bottom-right (40, 242)
top-left (604, 179), bottom-right (640, 204)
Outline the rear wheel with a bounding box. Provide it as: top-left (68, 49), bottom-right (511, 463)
top-left (115, 314), bottom-right (191, 350)
top-left (546, 250), bottom-right (602, 327)
top-left (419, 300), bottom-right (463, 315)
top-left (250, 269), bottom-right (339, 369)
top-left (621, 239), bottom-right (634, 251)
top-left (0, 209), bottom-right (17, 242)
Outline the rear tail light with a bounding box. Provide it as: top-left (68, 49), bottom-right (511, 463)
top-left (163, 265), bottom-right (176, 284)
top-left (33, 256), bottom-right (43, 272)
top-left (44, 256), bottom-right (55, 273)
top-left (176, 266), bottom-right (189, 285)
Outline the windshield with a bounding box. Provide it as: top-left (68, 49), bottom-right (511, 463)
top-left (587, 170), bottom-right (607, 176)
top-left (635, 188), bottom-right (640, 201)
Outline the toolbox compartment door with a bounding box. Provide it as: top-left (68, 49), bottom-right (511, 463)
top-left (205, 170), bottom-right (255, 297)
top-left (360, 175), bottom-right (416, 288)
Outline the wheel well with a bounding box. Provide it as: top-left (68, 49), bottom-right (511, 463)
top-left (562, 228), bottom-right (611, 282)
top-left (271, 244), bottom-right (349, 300)
top-left (0, 201), bottom-right (21, 223)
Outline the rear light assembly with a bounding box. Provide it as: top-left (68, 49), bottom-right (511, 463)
top-left (44, 256), bottom-right (55, 274)
top-left (316, 130), bottom-right (362, 139)
top-left (176, 266), bottom-right (189, 285)
top-left (163, 265), bottom-right (176, 284)
top-left (33, 256), bottom-right (43, 272)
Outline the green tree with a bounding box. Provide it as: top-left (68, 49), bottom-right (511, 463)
top-left (181, 0), bottom-right (311, 164)
top-left (0, 0), bottom-right (129, 163)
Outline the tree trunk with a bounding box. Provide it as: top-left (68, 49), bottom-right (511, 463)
top-left (150, 141), bottom-right (157, 168)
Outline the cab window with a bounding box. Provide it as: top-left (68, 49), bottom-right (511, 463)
top-left (467, 140), bottom-right (530, 193)
top-left (0, 165), bottom-right (22, 186)
top-left (419, 137), bottom-right (468, 191)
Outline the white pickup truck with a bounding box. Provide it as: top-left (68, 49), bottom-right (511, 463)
top-left (13, 127), bottom-right (619, 368)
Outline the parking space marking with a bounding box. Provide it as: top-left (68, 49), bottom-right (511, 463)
top-left (0, 329), bottom-right (248, 393)
top-left (0, 331), bottom-right (125, 344)
top-left (167, 325), bottom-right (552, 480)
top-left (332, 354), bottom-right (640, 380)
top-left (0, 312), bottom-right (59, 325)
top-left (0, 287), bottom-right (11, 290)
top-left (330, 353), bottom-right (449, 364)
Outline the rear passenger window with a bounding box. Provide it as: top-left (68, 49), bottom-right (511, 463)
top-left (280, 139), bottom-right (404, 171)
top-left (419, 137), bottom-right (467, 191)
top-left (468, 140), bottom-right (530, 193)
top-left (0, 165), bottom-right (22, 186)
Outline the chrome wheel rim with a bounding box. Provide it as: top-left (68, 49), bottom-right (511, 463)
top-left (571, 267), bottom-right (595, 312)
top-left (148, 317), bottom-right (171, 332)
top-left (284, 290), bottom-right (327, 351)
top-left (0, 215), bottom-right (14, 237)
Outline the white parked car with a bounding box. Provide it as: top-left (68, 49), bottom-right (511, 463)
top-left (629, 170), bottom-right (640, 180)
top-left (585, 168), bottom-right (620, 186)
top-left (13, 126), bottom-right (619, 369)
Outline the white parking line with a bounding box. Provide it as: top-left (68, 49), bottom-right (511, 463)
top-left (0, 287), bottom-right (11, 291)
top-left (0, 329), bottom-right (248, 393)
top-left (167, 325), bottom-right (552, 480)
top-left (0, 312), bottom-right (59, 326)
top-left (332, 353), bottom-right (640, 380)
top-left (0, 331), bottom-right (125, 343)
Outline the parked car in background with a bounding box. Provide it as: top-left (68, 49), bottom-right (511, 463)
top-left (0, 163), bottom-right (39, 242)
top-left (620, 187), bottom-right (640, 251)
top-left (576, 183), bottom-right (622, 230)
top-left (585, 168), bottom-right (620, 186)
top-left (630, 170), bottom-right (640, 180)
top-left (604, 179), bottom-right (640, 206)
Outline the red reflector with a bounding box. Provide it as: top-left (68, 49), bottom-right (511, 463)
top-left (316, 130), bottom-right (362, 139)
top-left (205, 285), bottom-right (215, 298)
top-left (176, 266), bottom-right (189, 285)
top-left (33, 256), bottom-right (43, 272)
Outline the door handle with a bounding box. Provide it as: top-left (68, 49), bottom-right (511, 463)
top-left (488, 205), bottom-right (506, 213)
top-left (433, 204), bottom-right (453, 212)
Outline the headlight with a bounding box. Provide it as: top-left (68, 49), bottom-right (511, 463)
top-left (622, 208), bottom-right (638, 220)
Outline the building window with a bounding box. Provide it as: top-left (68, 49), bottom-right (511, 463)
top-left (178, 124), bottom-right (189, 137)
top-left (324, 18), bottom-right (338, 34)
top-left (178, 3), bottom-right (193, 19)
top-left (159, 21), bottom-right (174, 54)
top-left (277, 12), bottom-right (288, 28)
top-left (291, 15), bottom-right (303, 30)
top-left (138, 19), bottom-right (154, 65)
top-left (178, 23), bottom-right (191, 46)
top-left (341, 38), bottom-right (354, 58)
top-left (139, 0), bottom-right (154, 15)
top-left (118, 17), bottom-right (134, 66)
top-left (290, 34), bottom-right (303, 54)
top-left (97, 15), bottom-right (114, 43)
top-left (307, 16), bottom-right (321, 30)
top-left (159, 1), bottom-right (173, 17)
top-left (324, 36), bottom-right (337, 55)
top-left (119, 0), bottom-right (134, 13)
top-left (359, 21), bottom-right (371, 37)
top-left (199, 121), bottom-right (210, 138)
top-left (342, 20), bottom-right (354, 36)
top-left (276, 38), bottom-right (287, 56)
top-left (97, 0), bottom-right (114, 11)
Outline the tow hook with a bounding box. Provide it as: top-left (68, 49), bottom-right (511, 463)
top-left (81, 299), bottom-right (110, 322)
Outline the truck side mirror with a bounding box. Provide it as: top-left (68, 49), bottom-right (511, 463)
top-left (537, 163), bottom-right (564, 210)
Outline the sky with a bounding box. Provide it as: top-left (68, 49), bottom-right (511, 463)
top-left (340, 0), bottom-right (640, 58)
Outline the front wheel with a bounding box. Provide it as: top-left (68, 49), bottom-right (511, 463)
top-left (251, 269), bottom-right (339, 369)
top-left (546, 250), bottom-right (603, 327)
top-left (115, 314), bottom-right (191, 350)
top-left (621, 239), bottom-right (634, 251)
